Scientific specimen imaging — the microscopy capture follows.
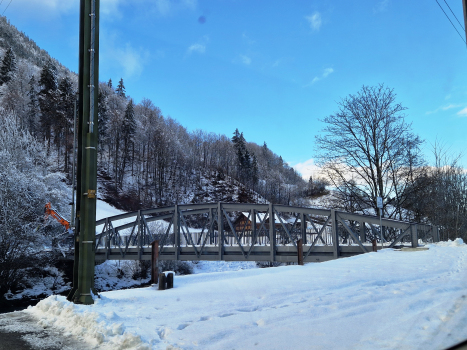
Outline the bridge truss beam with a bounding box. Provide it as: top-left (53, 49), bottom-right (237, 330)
top-left (92, 203), bottom-right (439, 263)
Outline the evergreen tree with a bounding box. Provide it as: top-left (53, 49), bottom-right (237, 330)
top-left (58, 76), bottom-right (75, 113)
top-left (232, 128), bottom-right (253, 183)
top-left (0, 47), bottom-right (16, 86)
top-left (107, 78), bottom-right (112, 88)
top-left (98, 90), bottom-right (109, 143)
top-left (232, 128), bottom-right (241, 145)
top-left (39, 60), bottom-right (58, 92)
top-left (232, 129), bottom-right (245, 174)
top-left (118, 99), bottom-right (136, 187)
top-left (116, 78), bottom-right (125, 97)
top-left (57, 76), bottom-right (75, 172)
top-left (251, 154), bottom-right (259, 186)
top-left (38, 60), bottom-right (59, 147)
top-left (26, 75), bottom-right (39, 136)
top-left (123, 99), bottom-right (136, 139)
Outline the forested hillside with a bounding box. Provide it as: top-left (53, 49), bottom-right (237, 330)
top-left (0, 16), bottom-right (310, 300)
top-left (0, 15), bottom-right (307, 213)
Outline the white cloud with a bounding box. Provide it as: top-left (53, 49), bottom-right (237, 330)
top-left (187, 43), bottom-right (205, 54)
top-left (240, 55), bottom-right (251, 65)
top-left (101, 0), bottom-right (124, 17)
top-left (12, 0), bottom-right (196, 19)
top-left (457, 107), bottom-right (467, 117)
top-left (374, 0), bottom-right (390, 13)
top-left (153, 0), bottom-right (197, 16)
top-left (242, 32), bottom-right (256, 45)
top-left (322, 68), bottom-right (333, 77)
top-left (305, 12), bottom-right (322, 31)
top-left (292, 158), bottom-right (322, 181)
top-left (426, 103), bottom-right (462, 115)
top-left (306, 67), bottom-right (334, 86)
top-left (101, 32), bottom-right (149, 79)
top-left (11, 0), bottom-right (78, 17)
top-left (115, 44), bottom-right (148, 78)
top-left (13, 0), bottom-right (125, 19)
top-left (187, 36), bottom-right (209, 55)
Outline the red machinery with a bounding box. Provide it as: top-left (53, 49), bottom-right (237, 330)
top-left (44, 202), bottom-right (73, 233)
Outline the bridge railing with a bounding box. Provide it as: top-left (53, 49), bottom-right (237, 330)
top-left (94, 202), bottom-right (439, 262)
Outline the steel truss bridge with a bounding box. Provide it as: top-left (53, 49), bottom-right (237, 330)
top-left (92, 203), bottom-right (439, 263)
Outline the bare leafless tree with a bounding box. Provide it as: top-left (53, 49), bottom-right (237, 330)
top-left (404, 142), bottom-right (467, 240)
top-left (315, 84), bottom-right (424, 218)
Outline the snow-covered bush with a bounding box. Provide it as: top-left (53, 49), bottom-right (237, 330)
top-left (159, 260), bottom-right (193, 275)
top-left (94, 260), bottom-right (151, 291)
top-left (0, 110), bottom-right (69, 298)
top-left (255, 261), bottom-right (282, 268)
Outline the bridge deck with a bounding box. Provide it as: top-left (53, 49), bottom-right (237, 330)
top-left (94, 245), bottom-right (381, 263)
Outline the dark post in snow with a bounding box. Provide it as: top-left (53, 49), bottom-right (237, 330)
top-left (297, 238), bottom-right (304, 265)
top-left (158, 273), bottom-right (166, 290)
top-left (151, 240), bottom-right (159, 284)
top-left (67, 0), bottom-right (100, 305)
top-left (166, 273), bottom-right (174, 289)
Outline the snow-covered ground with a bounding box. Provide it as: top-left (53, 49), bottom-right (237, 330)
top-left (96, 200), bottom-right (128, 221)
top-left (24, 239), bottom-right (467, 350)
top-left (95, 199), bottom-right (139, 232)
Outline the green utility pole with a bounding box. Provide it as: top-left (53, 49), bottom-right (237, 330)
top-left (67, 0), bottom-right (99, 305)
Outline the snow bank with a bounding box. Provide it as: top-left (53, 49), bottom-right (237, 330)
top-left (433, 238), bottom-right (464, 247)
top-left (27, 241), bottom-right (467, 350)
top-left (191, 260), bottom-right (257, 274)
top-left (28, 295), bottom-right (150, 350)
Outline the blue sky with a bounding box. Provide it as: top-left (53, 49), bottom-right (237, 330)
top-left (4, 0), bottom-right (467, 178)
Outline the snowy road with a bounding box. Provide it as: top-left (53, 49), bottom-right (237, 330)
top-left (22, 240), bottom-right (467, 350)
top-left (0, 311), bottom-right (88, 350)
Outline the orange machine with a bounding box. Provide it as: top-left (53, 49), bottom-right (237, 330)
top-left (44, 202), bottom-right (72, 233)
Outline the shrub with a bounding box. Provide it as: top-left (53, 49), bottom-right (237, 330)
top-left (159, 260), bottom-right (193, 275)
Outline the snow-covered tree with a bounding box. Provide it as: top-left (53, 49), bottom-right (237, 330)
top-left (0, 110), bottom-right (69, 297)
top-left (38, 60), bottom-right (59, 148)
top-left (26, 75), bottom-right (40, 136)
top-left (0, 47), bottom-right (17, 86)
top-left (116, 78), bottom-right (125, 98)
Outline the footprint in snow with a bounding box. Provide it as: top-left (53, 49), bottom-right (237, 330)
top-left (157, 327), bottom-right (172, 340)
top-left (293, 299), bottom-right (306, 304)
top-left (237, 306), bottom-right (259, 313)
top-left (255, 319), bottom-right (265, 327)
